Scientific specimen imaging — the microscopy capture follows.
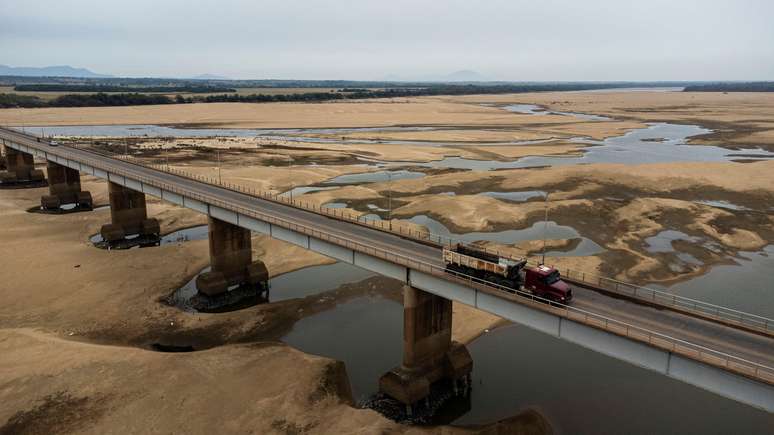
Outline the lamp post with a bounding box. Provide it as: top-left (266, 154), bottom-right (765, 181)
top-left (217, 149), bottom-right (222, 184)
top-left (388, 171), bottom-right (393, 231)
top-left (541, 192), bottom-right (550, 265)
top-left (287, 154), bottom-right (293, 201)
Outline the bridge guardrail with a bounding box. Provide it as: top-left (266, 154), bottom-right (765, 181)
top-left (558, 268), bottom-right (773, 335)
top-left (61, 135), bottom-right (774, 337)
top-left (3, 129), bottom-right (774, 385)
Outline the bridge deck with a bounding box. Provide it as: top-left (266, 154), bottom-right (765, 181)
top-left (2, 128), bottom-right (773, 398)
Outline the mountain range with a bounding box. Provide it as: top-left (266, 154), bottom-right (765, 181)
top-left (0, 64), bottom-right (112, 78)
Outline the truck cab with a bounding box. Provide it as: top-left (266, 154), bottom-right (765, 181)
top-left (524, 265), bottom-right (573, 304)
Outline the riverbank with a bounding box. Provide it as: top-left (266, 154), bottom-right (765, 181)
top-left (0, 182), bottom-right (524, 434)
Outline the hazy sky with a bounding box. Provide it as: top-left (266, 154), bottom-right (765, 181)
top-left (1, 0), bottom-right (772, 81)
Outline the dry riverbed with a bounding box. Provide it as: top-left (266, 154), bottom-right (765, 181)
top-left (3, 90), bottom-right (774, 433)
top-left (0, 183), bottom-right (535, 434)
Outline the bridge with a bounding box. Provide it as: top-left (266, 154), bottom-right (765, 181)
top-left (1, 127), bottom-right (773, 413)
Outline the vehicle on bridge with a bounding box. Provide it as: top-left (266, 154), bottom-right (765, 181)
top-left (443, 244), bottom-right (572, 304)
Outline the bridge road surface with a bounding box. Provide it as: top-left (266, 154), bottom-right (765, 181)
top-left (2, 128), bottom-right (773, 379)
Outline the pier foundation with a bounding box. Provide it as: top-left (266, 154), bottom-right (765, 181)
top-left (100, 181), bottom-right (160, 245)
top-left (379, 285), bottom-right (473, 407)
top-left (41, 161), bottom-right (92, 210)
top-left (196, 217), bottom-right (268, 297)
top-left (0, 146), bottom-right (45, 184)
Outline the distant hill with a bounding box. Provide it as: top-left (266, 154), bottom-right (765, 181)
top-left (192, 74), bottom-right (230, 80)
top-left (0, 64), bottom-right (112, 78)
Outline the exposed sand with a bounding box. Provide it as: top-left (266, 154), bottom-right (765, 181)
top-left (3, 90), bottom-right (774, 433)
top-left (293, 159), bottom-right (773, 283)
top-left (0, 181), bottom-right (525, 434)
top-left (447, 91), bottom-right (774, 149)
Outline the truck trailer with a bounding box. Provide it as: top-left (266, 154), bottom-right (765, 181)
top-left (443, 244), bottom-right (573, 304)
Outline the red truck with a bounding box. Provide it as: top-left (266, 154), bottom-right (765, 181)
top-left (443, 244), bottom-right (572, 304)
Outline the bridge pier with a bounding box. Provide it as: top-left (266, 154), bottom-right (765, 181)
top-left (196, 217), bottom-right (268, 297)
top-left (379, 285), bottom-right (472, 408)
top-left (0, 146), bottom-right (45, 185)
top-left (100, 181), bottom-right (160, 246)
top-left (41, 161), bottom-right (92, 210)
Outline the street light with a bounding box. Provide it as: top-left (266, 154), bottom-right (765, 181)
top-left (217, 149), bottom-right (222, 184)
top-left (541, 192), bottom-right (550, 265)
top-left (388, 171), bottom-right (393, 231)
top-left (287, 154), bottom-right (293, 201)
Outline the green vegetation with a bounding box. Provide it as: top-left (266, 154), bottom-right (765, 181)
top-left (5, 80), bottom-right (768, 108)
top-left (13, 84), bottom-right (237, 93)
top-left (0, 84), bottom-right (624, 108)
top-left (683, 82), bottom-right (774, 92)
top-left (0, 92), bottom-right (173, 108)
top-left (0, 93), bottom-right (47, 108)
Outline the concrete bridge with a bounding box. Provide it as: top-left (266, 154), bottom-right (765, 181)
top-left (1, 127), bottom-right (773, 413)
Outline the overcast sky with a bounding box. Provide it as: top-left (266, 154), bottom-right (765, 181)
top-left (1, 0), bottom-right (772, 81)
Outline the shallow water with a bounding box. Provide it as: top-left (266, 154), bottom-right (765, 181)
top-left (406, 215), bottom-right (604, 257)
top-left (656, 245), bottom-right (774, 318)
top-left (502, 104), bottom-right (612, 121)
top-left (501, 123), bottom-right (774, 167)
top-left (30, 120), bottom-right (774, 169)
top-left (480, 190), bottom-right (546, 202)
top-left (322, 169), bottom-right (426, 185)
top-left (451, 324), bottom-right (773, 434)
top-left (695, 199), bottom-right (752, 211)
top-left (170, 262), bottom-right (376, 312)
top-left (644, 230), bottom-right (702, 253)
top-left (277, 277), bottom-right (774, 433)
top-left (353, 123), bottom-right (774, 172)
top-left (90, 224), bottom-right (209, 245)
top-left (282, 294), bottom-right (403, 403)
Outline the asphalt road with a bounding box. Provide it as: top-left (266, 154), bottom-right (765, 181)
top-left (2, 129), bottom-right (772, 374)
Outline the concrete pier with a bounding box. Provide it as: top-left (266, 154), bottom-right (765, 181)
top-left (41, 161), bottom-right (92, 210)
top-left (379, 285), bottom-right (473, 406)
top-left (196, 217), bottom-right (268, 296)
top-left (0, 146), bottom-right (44, 184)
top-left (100, 181), bottom-right (160, 244)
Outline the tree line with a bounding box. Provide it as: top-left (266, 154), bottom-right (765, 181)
top-left (1, 82), bottom-right (738, 109)
top-left (683, 82), bottom-right (774, 92)
top-left (14, 84), bottom-right (237, 93)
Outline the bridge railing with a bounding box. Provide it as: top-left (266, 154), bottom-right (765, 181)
top-left (7, 129), bottom-right (774, 336)
top-left (135, 148), bottom-right (774, 336)
top-left (4, 129), bottom-right (774, 384)
top-left (557, 267), bottom-right (773, 334)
